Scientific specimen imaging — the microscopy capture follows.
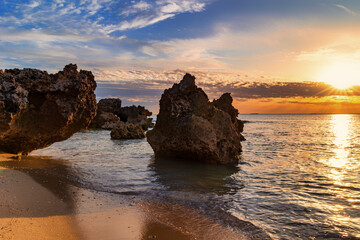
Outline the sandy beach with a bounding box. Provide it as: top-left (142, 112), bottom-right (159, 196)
top-left (0, 153), bottom-right (262, 240)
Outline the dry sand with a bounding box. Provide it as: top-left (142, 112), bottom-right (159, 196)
top-left (0, 153), bottom-right (265, 240)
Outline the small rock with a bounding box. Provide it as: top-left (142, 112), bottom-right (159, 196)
top-left (110, 122), bottom-right (145, 139)
top-left (119, 105), bottom-right (153, 130)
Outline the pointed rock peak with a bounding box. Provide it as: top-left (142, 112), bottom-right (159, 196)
top-left (179, 73), bottom-right (196, 91)
top-left (218, 93), bottom-right (233, 104)
top-left (63, 64), bottom-right (78, 73)
top-left (213, 92), bottom-right (238, 121)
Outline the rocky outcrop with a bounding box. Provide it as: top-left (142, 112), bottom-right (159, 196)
top-left (147, 73), bottom-right (245, 165)
top-left (110, 122), bottom-right (145, 139)
top-left (119, 105), bottom-right (153, 130)
top-left (0, 64), bottom-right (97, 154)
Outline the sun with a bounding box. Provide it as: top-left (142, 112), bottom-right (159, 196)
top-left (317, 62), bottom-right (360, 89)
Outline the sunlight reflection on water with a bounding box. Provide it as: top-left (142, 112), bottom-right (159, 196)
top-left (327, 114), bottom-right (351, 168)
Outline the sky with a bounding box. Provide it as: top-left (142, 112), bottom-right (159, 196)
top-left (1, 0), bottom-right (360, 113)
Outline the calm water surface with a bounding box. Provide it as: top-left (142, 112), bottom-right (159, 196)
top-left (30, 114), bottom-right (360, 240)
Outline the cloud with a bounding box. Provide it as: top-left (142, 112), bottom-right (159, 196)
top-left (121, 1), bottom-right (152, 16)
top-left (2, 0), bottom-right (360, 87)
top-left (104, 13), bottom-right (176, 33)
top-left (335, 4), bottom-right (357, 16)
top-left (27, 1), bottom-right (41, 8)
top-left (94, 74), bottom-right (360, 113)
top-left (221, 82), bottom-right (360, 99)
top-left (93, 67), bottom-right (360, 100)
top-left (105, 0), bottom-right (207, 33)
top-left (0, 0), bottom-right (208, 39)
top-left (159, 0), bottom-right (205, 13)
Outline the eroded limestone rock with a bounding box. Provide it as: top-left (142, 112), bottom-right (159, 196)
top-left (0, 64), bottom-right (97, 154)
top-left (147, 73), bottom-right (245, 165)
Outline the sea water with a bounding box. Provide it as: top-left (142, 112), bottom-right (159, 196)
top-left (30, 114), bottom-right (360, 239)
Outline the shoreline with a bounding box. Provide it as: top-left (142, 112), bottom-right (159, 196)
top-left (0, 153), bottom-right (191, 240)
top-left (0, 153), bottom-right (270, 240)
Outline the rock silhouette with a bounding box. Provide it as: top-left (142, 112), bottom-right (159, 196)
top-left (0, 64), bottom-right (97, 154)
top-left (147, 73), bottom-right (245, 165)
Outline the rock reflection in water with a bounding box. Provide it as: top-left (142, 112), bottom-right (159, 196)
top-left (149, 157), bottom-right (243, 195)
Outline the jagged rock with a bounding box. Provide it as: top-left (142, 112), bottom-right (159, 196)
top-left (0, 64), bottom-right (97, 154)
top-left (119, 105), bottom-right (153, 130)
top-left (89, 98), bottom-right (153, 131)
top-left (212, 93), bottom-right (245, 136)
top-left (110, 122), bottom-right (145, 139)
top-left (89, 111), bottom-right (121, 130)
top-left (147, 73), bottom-right (245, 165)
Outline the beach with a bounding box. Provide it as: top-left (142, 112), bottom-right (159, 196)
top-left (0, 153), bottom-right (257, 240)
top-left (1, 114), bottom-right (359, 239)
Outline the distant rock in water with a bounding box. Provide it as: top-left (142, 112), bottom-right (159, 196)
top-left (90, 99), bottom-right (153, 131)
top-left (89, 98), bottom-right (122, 130)
top-left (110, 122), bottom-right (145, 139)
top-left (90, 111), bottom-right (121, 130)
top-left (119, 105), bottom-right (153, 130)
top-left (147, 73), bottom-right (245, 165)
top-left (0, 64), bottom-right (97, 154)
top-left (98, 98), bottom-right (122, 116)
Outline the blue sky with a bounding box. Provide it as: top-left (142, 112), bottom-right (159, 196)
top-left (1, 0), bottom-right (360, 113)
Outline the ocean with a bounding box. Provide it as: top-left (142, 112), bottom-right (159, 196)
top-left (29, 114), bottom-right (360, 239)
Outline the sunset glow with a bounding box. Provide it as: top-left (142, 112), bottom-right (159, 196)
top-left (317, 62), bottom-right (360, 90)
top-left (1, 0), bottom-right (360, 113)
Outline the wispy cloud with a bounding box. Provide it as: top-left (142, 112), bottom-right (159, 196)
top-left (27, 0), bottom-right (40, 8)
top-left (104, 13), bottom-right (176, 33)
top-left (335, 4), bottom-right (357, 16)
top-left (121, 1), bottom-right (152, 16)
top-left (104, 0), bottom-right (207, 33)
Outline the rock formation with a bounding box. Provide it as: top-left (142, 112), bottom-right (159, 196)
top-left (110, 122), bottom-right (145, 139)
top-left (89, 111), bottom-right (121, 130)
top-left (0, 64), bottom-right (97, 154)
top-left (98, 98), bottom-right (122, 116)
top-left (119, 105), bottom-right (153, 130)
top-left (147, 73), bottom-right (245, 165)
top-left (89, 99), bottom-right (153, 131)
top-left (89, 98), bottom-right (121, 130)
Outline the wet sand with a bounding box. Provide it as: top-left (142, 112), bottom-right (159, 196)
top-left (0, 153), bottom-right (268, 240)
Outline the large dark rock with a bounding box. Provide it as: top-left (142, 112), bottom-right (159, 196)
top-left (110, 122), bottom-right (145, 139)
top-left (119, 105), bottom-right (153, 130)
top-left (147, 73), bottom-right (245, 165)
top-left (0, 64), bottom-right (97, 154)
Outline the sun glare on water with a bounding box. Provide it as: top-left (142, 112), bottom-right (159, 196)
top-left (317, 62), bottom-right (360, 89)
